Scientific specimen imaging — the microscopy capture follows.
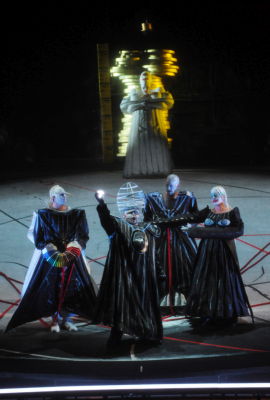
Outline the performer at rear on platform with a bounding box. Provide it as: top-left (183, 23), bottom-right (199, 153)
top-left (185, 186), bottom-right (253, 326)
top-left (6, 185), bottom-right (97, 333)
top-left (144, 174), bottom-right (198, 314)
top-left (121, 71), bottom-right (174, 178)
top-left (94, 183), bottom-right (163, 348)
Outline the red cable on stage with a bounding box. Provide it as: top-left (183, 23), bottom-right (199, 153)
top-left (166, 227), bottom-right (174, 315)
top-left (0, 272), bottom-right (22, 295)
top-left (162, 316), bottom-right (187, 322)
top-left (251, 301), bottom-right (270, 308)
top-left (0, 300), bottom-right (19, 319)
top-left (237, 238), bottom-right (270, 255)
top-left (55, 264), bottom-right (75, 321)
top-left (241, 252), bottom-right (270, 275)
top-left (88, 255), bottom-right (106, 263)
top-left (163, 336), bottom-right (269, 353)
top-left (240, 241), bottom-right (270, 272)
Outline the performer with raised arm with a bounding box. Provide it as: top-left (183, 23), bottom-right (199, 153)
top-left (144, 174), bottom-right (198, 313)
top-left (185, 186), bottom-right (253, 326)
top-left (6, 185), bottom-right (97, 333)
top-left (94, 183), bottom-right (163, 349)
top-left (121, 71), bottom-right (174, 178)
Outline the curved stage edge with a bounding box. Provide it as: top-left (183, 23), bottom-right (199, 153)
top-left (0, 316), bottom-right (269, 388)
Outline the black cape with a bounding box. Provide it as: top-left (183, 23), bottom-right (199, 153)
top-left (185, 207), bottom-right (252, 319)
top-left (93, 203), bottom-right (163, 340)
top-left (6, 208), bottom-right (97, 331)
top-left (144, 191), bottom-right (198, 301)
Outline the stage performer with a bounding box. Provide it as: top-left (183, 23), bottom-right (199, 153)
top-left (94, 183), bottom-right (163, 348)
top-left (121, 71), bottom-right (174, 178)
top-left (6, 185), bottom-right (97, 333)
top-left (185, 186), bottom-right (253, 326)
top-left (144, 174), bottom-right (198, 313)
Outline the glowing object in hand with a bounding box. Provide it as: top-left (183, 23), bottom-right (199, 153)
top-left (96, 190), bottom-right (105, 199)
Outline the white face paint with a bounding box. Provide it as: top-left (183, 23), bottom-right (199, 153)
top-left (52, 193), bottom-right (67, 209)
top-left (166, 177), bottom-right (180, 196)
top-left (210, 189), bottom-right (225, 207)
top-left (123, 209), bottom-right (140, 225)
top-left (139, 71), bottom-right (151, 94)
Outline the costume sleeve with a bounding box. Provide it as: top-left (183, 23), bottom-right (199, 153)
top-left (160, 204), bottom-right (208, 227)
top-left (230, 207), bottom-right (244, 230)
top-left (143, 194), bottom-right (154, 221)
top-left (120, 93), bottom-right (144, 114)
top-left (155, 213), bottom-right (199, 228)
top-left (148, 90), bottom-right (174, 110)
top-left (27, 211), bottom-right (37, 244)
top-left (75, 210), bottom-right (89, 249)
top-left (191, 195), bottom-right (199, 213)
top-left (96, 202), bottom-right (116, 236)
top-left (33, 212), bottom-right (47, 250)
top-left (188, 207), bottom-right (244, 239)
top-left (120, 96), bottom-right (131, 114)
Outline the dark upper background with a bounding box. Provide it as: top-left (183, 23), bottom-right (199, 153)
top-left (1, 2), bottom-right (269, 175)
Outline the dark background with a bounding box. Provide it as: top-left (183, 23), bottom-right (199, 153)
top-left (1, 2), bottom-right (269, 174)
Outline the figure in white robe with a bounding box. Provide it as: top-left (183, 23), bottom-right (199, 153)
top-left (121, 71), bottom-right (174, 178)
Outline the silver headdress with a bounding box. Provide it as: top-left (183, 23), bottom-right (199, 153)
top-left (117, 182), bottom-right (146, 219)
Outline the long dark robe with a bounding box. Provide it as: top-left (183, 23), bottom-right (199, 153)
top-left (185, 207), bottom-right (252, 319)
top-left (144, 191), bottom-right (198, 305)
top-left (94, 203), bottom-right (163, 340)
top-left (6, 208), bottom-right (97, 331)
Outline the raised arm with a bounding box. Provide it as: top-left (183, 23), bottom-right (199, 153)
top-left (95, 191), bottom-right (116, 237)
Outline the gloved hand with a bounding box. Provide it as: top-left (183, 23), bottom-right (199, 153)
top-left (66, 241), bottom-right (82, 259)
top-left (95, 190), bottom-right (105, 204)
top-left (42, 242), bottom-right (81, 268)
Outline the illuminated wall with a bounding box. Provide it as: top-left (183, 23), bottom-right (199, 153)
top-left (111, 40), bottom-right (179, 157)
top-left (97, 44), bottom-right (114, 163)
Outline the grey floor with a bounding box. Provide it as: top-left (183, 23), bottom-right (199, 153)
top-left (0, 169), bottom-right (270, 385)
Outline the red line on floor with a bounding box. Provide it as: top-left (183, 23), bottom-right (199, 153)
top-left (162, 317), bottom-right (187, 322)
top-left (0, 300), bottom-right (19, 319)
top-left (39, 318), bottom-right (51, 327)
top-left (251, 301), bottom-right (270, 308)
top-left (162, 315), bottom-right (171, 319)
top-left (241, 252), bottom-right (269, 275)
top-left (236, 238), bottom-right (270, 254)
top-left (0, 275), bottom-right (23, 285)
top-left (89, 256), bottom-right (107, 262)
top-left (0, 299), bottom-right (19, 306)
top-left (0, 272), bottom-right (21, 294)
top-left (163, 336), bottom-right (269, 353)
top-left (241, 245), bottom-right (270, 273)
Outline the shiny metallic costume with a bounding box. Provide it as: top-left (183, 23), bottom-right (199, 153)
top-left (145, 191), bottom-right (198, 309)
top-left (6, 208), bottom-right (97, 331)
top-left (185, 207), bottom-right (252, 319)
top-left (93, 202), bottom-right (163, 340)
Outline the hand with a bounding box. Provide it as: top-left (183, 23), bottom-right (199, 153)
top-left (44, 243), bottom-right (57, 252)
top-left (95, 190), bottom-right (105, 204)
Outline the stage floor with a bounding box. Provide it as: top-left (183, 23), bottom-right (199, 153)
top-left (0, 168), bottom-right (270, 387)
